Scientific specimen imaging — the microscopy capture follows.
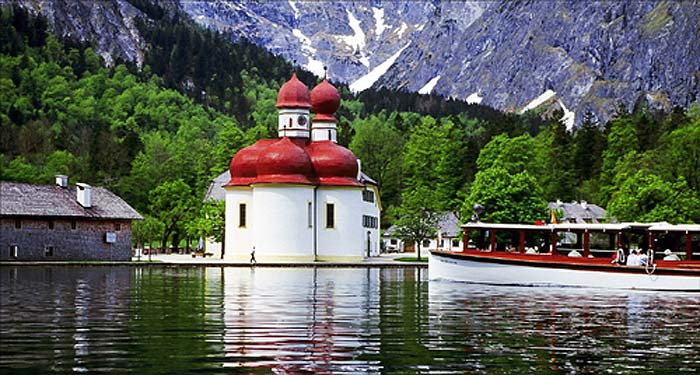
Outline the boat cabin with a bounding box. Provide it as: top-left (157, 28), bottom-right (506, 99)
top-left (461, 222), bottom-right (700, 261)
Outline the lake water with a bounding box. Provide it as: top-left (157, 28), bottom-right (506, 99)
top-left (1, 266), bottom-right (699, 374)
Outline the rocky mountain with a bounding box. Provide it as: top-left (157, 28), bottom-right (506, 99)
top-left (3, 0), bottom-right (147, 66)
top-left (9, 0), bottom-right (700, 126)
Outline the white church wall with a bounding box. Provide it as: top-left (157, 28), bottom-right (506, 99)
top-left (316, 188), bottom-right (365, 261)
top-left (224, 187), bottom-right (253, 261)
top-left (252, 185), bottom-right (315, 261)
top-left (360, 188), bottom-right (381, 257)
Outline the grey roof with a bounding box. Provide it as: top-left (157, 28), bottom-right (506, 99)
top-left (204, 171), bottom-right (231, 201)
top-left (384, 212), bottom-right (460, 238)
top-left (204, 170), bottom-right (378, 201)
top-left (0, 181), bottom-right (142, 220)
top-left (548, 200), bottom-right (606, 223)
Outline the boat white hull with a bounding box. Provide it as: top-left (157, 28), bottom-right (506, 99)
top-left (429, 252), bottom-right (700, 291)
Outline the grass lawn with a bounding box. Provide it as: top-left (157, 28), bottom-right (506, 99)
top-left (394, 257), bottom-right (429, 263)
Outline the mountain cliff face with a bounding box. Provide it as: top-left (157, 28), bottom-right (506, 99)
top-left (179, 0), bottom-right (700, 125)
top-left (9, 0), bottom-right (700, 125)
top-left (4, 0), bottom-right (146, 66)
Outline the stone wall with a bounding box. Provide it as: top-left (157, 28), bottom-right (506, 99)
top-left (0, 218), bottom-right (133, 261)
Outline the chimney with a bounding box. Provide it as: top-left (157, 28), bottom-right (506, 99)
top-left (55, 175), bottom-right (68, 188)
top-left (76, 183), bottom-right (92, 208)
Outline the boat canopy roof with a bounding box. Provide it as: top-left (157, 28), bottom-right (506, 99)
top-left (462, 222), bottom-right (548, 231)
top-left (648, 223), bottom-right (700, 233)
top-left (463, 222), bottom-right (700, 233)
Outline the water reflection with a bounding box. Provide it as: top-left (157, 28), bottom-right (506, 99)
top-left (1, 267), bottom-right (699, 374)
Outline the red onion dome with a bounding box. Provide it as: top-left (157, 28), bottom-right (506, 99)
top-left (227, 140), bottom-right (275, 186)
top-left (306, 141), bottom-right (362, 187)
top-left (311, 79), bottom-right (341, 121)
top-left (276, 73), bottom-right (311, 109)
top-left (256, 137), bottom-right (315, 185)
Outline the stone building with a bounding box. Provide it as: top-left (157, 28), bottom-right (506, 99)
top-left (0, 176), bottom-right (142, 261)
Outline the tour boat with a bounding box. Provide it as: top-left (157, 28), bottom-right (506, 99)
top-left (429, 222), bottom-right (700, 291)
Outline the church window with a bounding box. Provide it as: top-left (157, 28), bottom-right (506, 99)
top-left (239, 203), bottom-right (247, 228)
top-left (307, 202), bottom-right (313, 228)
top-left (325, 203), bottom-right (335, 228)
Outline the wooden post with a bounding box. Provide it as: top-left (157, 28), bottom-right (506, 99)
top-left (463, 230), bottom-right (469, 252)
top-left (489, 230), bottom-right (496, 252)
top-left (519, 230), bottom-right (526, 254)
top-left (550, 231), bottom-right (557, 255)
top-left (583, 230), bottom-right (590, 258)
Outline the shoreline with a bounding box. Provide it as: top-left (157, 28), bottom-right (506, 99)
top-left (0, 253), bottom-right (428, 268)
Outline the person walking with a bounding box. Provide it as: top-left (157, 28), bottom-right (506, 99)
top-left (250, 246), bottom-right (257, 265)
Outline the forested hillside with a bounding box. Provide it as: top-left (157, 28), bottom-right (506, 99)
top-left (1, 4), bottom-right (698, 251)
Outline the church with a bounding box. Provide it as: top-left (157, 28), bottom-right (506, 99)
top-left (223, 73), bottom-right (381, 262)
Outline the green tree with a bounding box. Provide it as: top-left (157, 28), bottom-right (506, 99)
top-left (132, 215), bottom-right (164, 253)
top-left (462, 167), bottom-right (546, 224)
top-left (532, 117), bottom-right (574, 201)
top-left (149, 179), bottom-right (196, 253)
top-left (607, 171), bottom-right (700, 224)
top-left (402, 116), bottom-right (465, 211)
top-left (349, 114), bottom-right (404, 209)
top-left (390, 186), bottom-right (441, 261)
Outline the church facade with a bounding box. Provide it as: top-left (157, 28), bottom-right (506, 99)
top-left (223, 74), bottom-right (380, 262)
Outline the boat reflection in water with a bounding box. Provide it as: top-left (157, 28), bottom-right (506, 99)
top-left (2, 266), bottom-right (700, 373)
top-left (428, 280), bottom-right (700, 373)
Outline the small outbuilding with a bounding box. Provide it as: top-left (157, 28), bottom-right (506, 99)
top-left (0, 176), bottom-right (142, 261)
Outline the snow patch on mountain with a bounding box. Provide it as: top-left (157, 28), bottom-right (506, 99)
top-left (558, 100), bottom-right (576, 131)
top-left (350, 43), bottom-right (411, 93)
top-left (397, 22), bottom-right (408, 38)
top-left (520, 89), bottom-right (556, 113)
top-left (418, 75), bottom-right (441, 94)
top-left (293, 28), bottom-right (316, 54)
top-left (372, 7), bottom-right (387, 38)
top-left (288, 1), bottom-right (300, 19)
top-left (342, 9), bottom-right (369, 67)
top-left (466, 93), bottom-right (483, 104)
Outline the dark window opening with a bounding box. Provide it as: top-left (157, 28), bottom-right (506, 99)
top-left (48, 220), bottom-right (54, 230)
top-left (115, 223), bottom-right (121, 231)
top-left (452, 239), bottom-right (460, 247)
top-left (362, 190), bottom-right (375, 203)
top-left (326, 203), bottom-right (335, 228)
top-left (45, 246), bottom-right (54, 257)
top-left (15, 220), bottom-right (21, 229)
top-left (239, 203), bottom-right (247, 227)
top-left (422, 240), bottom-right (431, 248)
top-left (9, 245), bottom-right (18, 258)
top-left (71, 221), bottom-right (77, 230)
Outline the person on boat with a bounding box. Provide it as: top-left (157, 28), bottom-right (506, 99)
top-left (567, 249), bottom-right (583, 257)
top-left (663, 249), bottom-right (681, 261)
top-left (626, 249), bottom-right (640, 266)
top-left (638, 249), bottom-right (649, 266)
